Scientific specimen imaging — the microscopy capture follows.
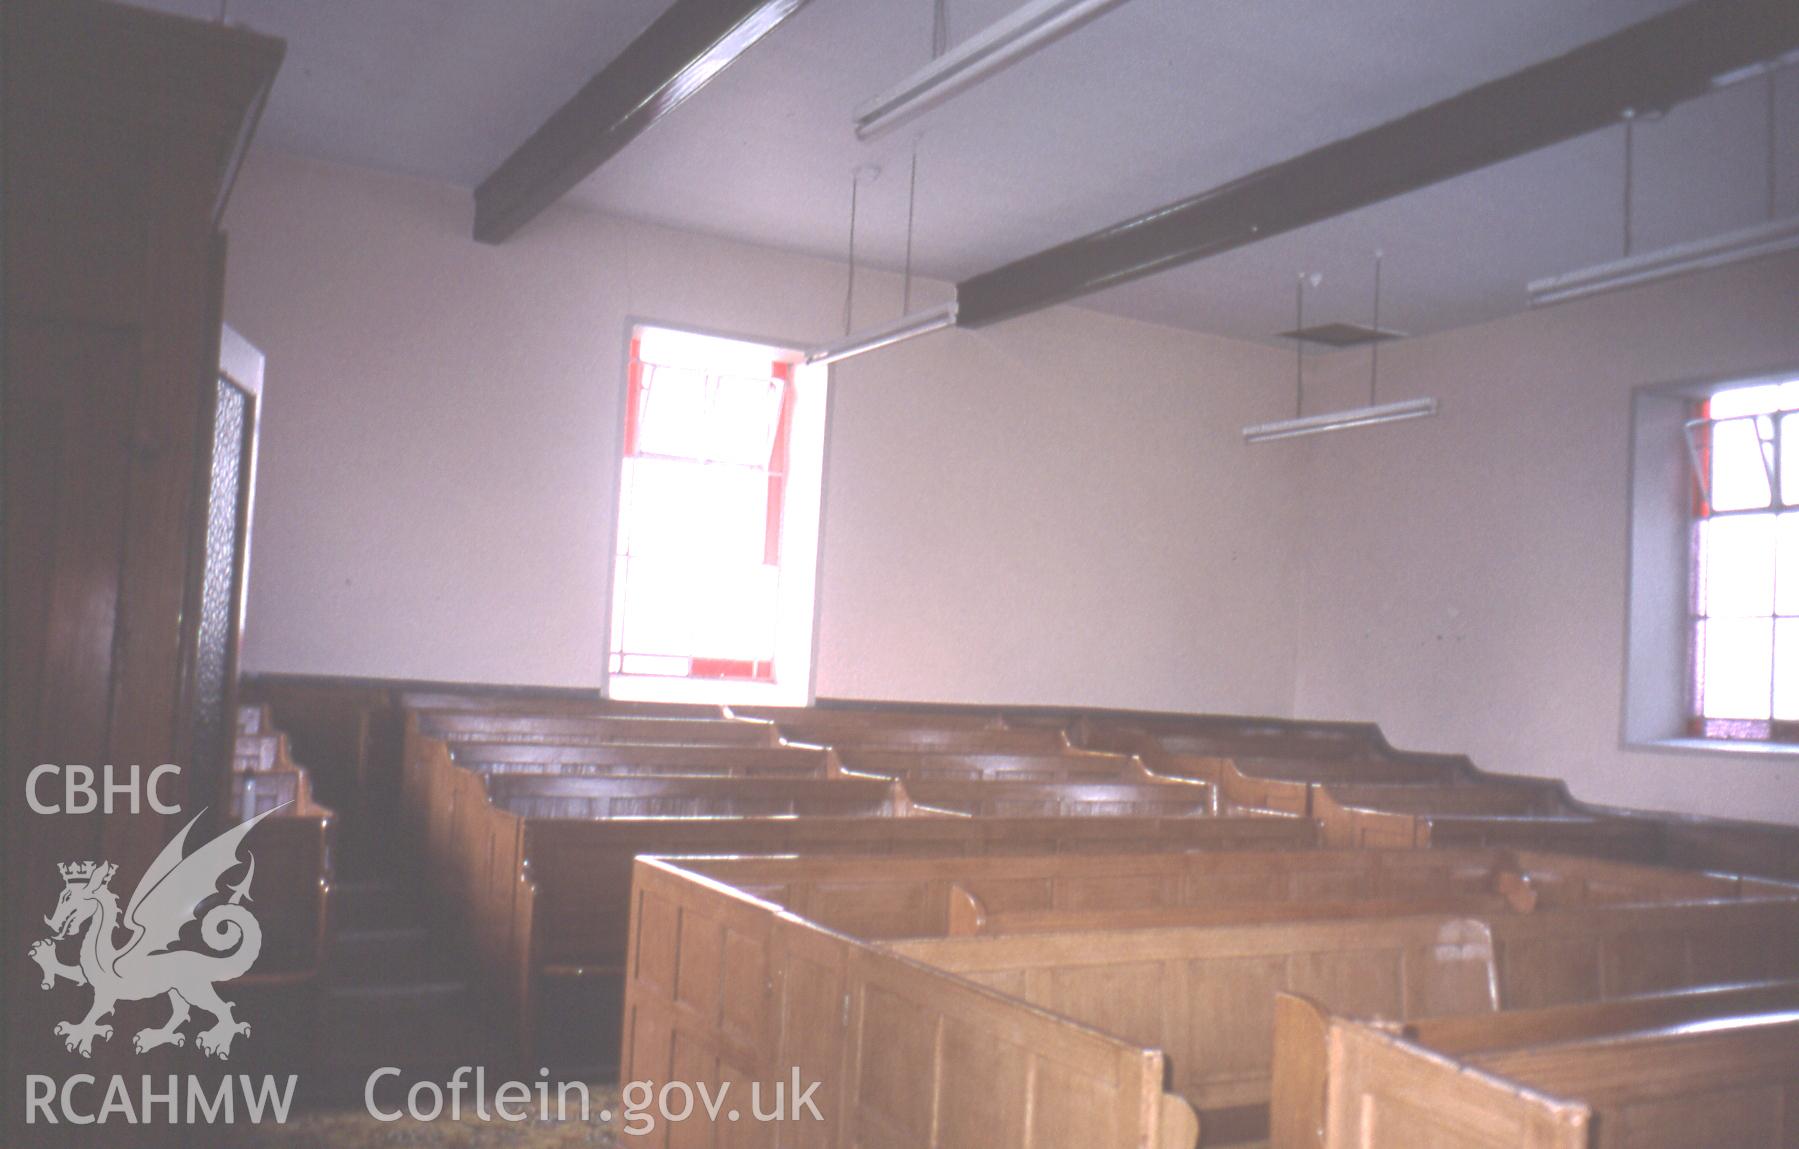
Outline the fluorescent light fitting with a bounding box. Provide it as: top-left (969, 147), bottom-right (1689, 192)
top-left (1242, 398), bottom-right (1438, 443)
top-left (805, 301), bottom-right (958, 366)
top-left (1527, 216), bottom-right (1799, 308)
top-left (853, 0), bottom-right (1134, 141)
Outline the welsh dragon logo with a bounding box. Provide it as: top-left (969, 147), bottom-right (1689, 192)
top-left (29, 807), bottom-right (281, 1060)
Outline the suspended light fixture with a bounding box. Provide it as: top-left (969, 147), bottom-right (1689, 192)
top-left (1243, 397), bottom-right (1439, 443)
top-left (1243, 254), bottom-right (1439, 443)
top-left (1528, 211), bottom-right (1799, 308)
top-left (806, 301), bottom-right (960, 365)
top-left (807, 150), bottom-right (960, 366)
top-left (853, 0), bottom-right (1135, 141)
top-left (1530, 66), bottom-right (1799, 308)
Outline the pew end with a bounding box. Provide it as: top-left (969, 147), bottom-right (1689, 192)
top-left (1323, 1020), bottom-right (1591, 1148)
top-left (1160, 1091), bottom-right (1202, 1149)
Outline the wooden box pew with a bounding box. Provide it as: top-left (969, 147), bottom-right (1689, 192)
top-left (238, 800), bottom-right (336, 982)
top-left (1271, 980), bottom-right (1799, 1149)
top-left (223, 731), bottom-right (337, 1079)
top-left (623, 855), bottom-right (1202, 1149)
top-left (400, 708), bottom-right (777, 843)
top-left (221, 799), bottom-right (338, 1086)
top-left (1313, 782), bottom-right (1667, 863)
top-left (1211, 755), bottom-right (1477, 816)
top-left (836, 746), bottom-right (1169, 785)
top-left (1317, 1004), bottom-right (1799, 1148)
top-left (1360, 811), bottom-right (1664, 862)
top-left (409, 737), bottom-right (1321, 1071)
top-left (882, 897), bottom-right (1799, 1147)
top-left (448, 739), bottom-right (839, 779)
top-left (515, 816), bottom-right (1319, 1072)
top-left (1315, 779), bottom-right (1581, 846)
top-left (1079, 716), bottom-right (1394, 764)
top-left (901, 779), bottom-right (1217, 818)
top-left (1077, 713), bottom-right (1389, 750)
top-left (885, 914), bottom-right (1502, 1146)
top-left (1078, 716), bottom-right (1486, 810)
top-left (482, 773), bottom-right (912, 820)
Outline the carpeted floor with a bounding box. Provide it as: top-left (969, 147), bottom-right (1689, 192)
top-left (234, 1086), bottom-right (622, 1148)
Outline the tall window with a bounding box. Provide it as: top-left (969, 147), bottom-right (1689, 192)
top-left (1690, 377), bottom-right (1799, 739)
top-left (607, 326), bottom-right (827, 705)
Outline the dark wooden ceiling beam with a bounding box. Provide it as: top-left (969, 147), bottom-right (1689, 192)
top-left (474, 0), bottom-right (813, 244)
top-left (955, 0), bottom-right (1799, 328)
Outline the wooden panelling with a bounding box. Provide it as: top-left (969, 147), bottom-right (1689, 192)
top-left (1322, 1010), bottom-right (1799, 1149)
top-left (1324, 1020), bottom-right (1590, 1148)
top-left (622, 858), bottom-right (1198, 1149)
top-left (3, 3), bottom-right (281, 1142)
top-left (1273, 980), bottom-right (1799, 1148)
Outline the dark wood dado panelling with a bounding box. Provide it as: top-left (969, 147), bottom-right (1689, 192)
top-left (2, 3), bottom-right (281, 1145)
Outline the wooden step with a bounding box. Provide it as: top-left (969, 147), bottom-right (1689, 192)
top-left (326, 926), bottom-right (458, 986)
top-left (330, 879), bottom-right (419, 932)
top-left (313, 982), bottom-right (498, 1086)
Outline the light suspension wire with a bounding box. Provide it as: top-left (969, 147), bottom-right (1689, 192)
top-left (1529, 61), bottom-right (1799, 308)
top-left (840, 164), bottom-right (879, 336)
top-left (1770, 68), bottom-right (1781, 222)
top-left (1245, 257), bottom-right (1437, 444)
top-left (842, 171), bottom-right (861, 336)
top-left (903, 143), bottom-right (920, 314)
top-left (1293, 272), bottom-right (1307, 419)
top-left (1622, 109), bottom-right (1637, 258)
top-left (807, 157), bottom-right (956, 367)
top-left (1369, 251), bottom-right (1383, 407)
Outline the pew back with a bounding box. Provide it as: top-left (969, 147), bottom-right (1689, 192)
top-left (837, 748), bottom-right (1143, 783)
top-left (449, 740), bottom-right (836, 778)
top-left (484, 773), bottom-right (905, 819)
top-left (888, 915), bottom-right (1500, 1124)
top-left (682, 848), bottom-right (1793, 942)
top-left (884, 895), bottom-right (1799, 1140)
top-left (1209, 757), bottom-right (1474, 814)
top-left (901, 779), bottom-right (1214, 817)
top-left (758, 712), bottom-right (1074, 753)
top-left (416, 710), bottom-right (777, 746)
top-left (1320, 779), bottom-right (1576, 821)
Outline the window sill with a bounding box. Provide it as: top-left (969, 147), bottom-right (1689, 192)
top-left (1630, 737), bottom-right (1799, 759)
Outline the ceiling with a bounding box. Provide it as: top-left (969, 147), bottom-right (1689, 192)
top-left (133, 0), bottom-right (1798, 344)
